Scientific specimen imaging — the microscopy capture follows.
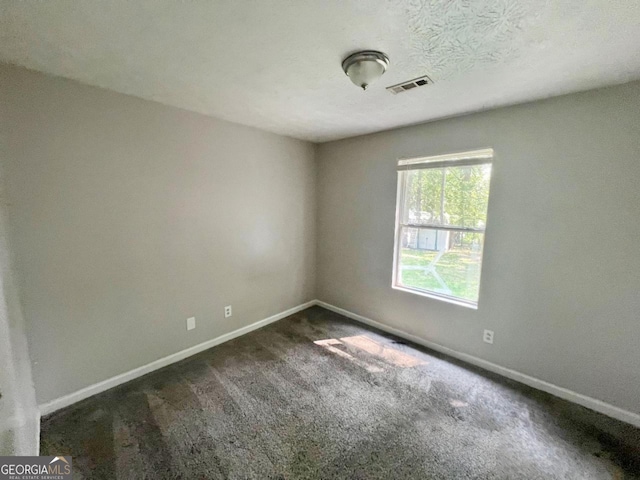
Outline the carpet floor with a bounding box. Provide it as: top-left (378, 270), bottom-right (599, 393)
top-left (41, 306), bottom-right (640, 479)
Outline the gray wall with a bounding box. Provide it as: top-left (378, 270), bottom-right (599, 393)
top-left (3, 62), bottom-right (639, 418)
top-left (0, 65), bottom-right (316, 405)
top-left (317, 81), bottom-right (640, 414)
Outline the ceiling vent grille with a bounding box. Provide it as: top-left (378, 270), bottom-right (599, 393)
top-left (386, 75), bottom-right (433, 94)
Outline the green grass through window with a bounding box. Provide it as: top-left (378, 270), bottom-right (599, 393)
top-left (399, 247), bottom-right (482, 303)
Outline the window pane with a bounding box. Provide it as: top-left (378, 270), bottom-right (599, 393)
top-left (401, 168), bottom-right (444, 225)
top-left (398, 227), bottom-right (485, 303)
top-left (401, 164), bottom-right (491, 229)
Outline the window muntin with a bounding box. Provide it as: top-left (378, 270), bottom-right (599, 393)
top-left (393, 149), bottom-right (493, 307)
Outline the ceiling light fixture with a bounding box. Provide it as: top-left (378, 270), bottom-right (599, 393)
top-left (341, 50), bottom-right (390, 90)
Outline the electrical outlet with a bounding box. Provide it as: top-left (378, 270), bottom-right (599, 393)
top-left (187, 317), bottom-right (196, 331)
top-left (224, 305), bottom-right (232, 318)
top-left (483, 329), bottom-right (494, 344)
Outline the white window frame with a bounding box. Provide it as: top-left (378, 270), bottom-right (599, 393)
top-left (392, 148), bottom-right (494, 309)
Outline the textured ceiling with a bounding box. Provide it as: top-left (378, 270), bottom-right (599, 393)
top-left (1, 0), bottom-right (639, 142)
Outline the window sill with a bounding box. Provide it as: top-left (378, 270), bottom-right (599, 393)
top-left (391, 284), bottom-right (478, 310)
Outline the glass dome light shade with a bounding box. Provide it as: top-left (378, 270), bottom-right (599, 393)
top-left (342, 51), bottom-right (390, 90)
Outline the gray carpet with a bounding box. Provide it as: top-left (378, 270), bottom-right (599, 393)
top-left (41, 306), bottom-right (640, 479)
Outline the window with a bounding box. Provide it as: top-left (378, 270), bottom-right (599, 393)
top-left (392, 149), bottom-right (493, 308)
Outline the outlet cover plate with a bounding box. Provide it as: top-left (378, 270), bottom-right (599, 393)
top-left (187, 317), bottom-right (196, 331)
top-left (483, 329), bottom-right (494, 344)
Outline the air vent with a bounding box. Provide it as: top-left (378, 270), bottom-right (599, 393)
top-left (386, 75), bottom-right (433, 94)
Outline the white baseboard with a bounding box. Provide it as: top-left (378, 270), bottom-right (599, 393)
top-left (315, 300), bottom-right (640, 428)
top-left (39, 300), bottom-right (316, 416)
top-left (39, 298), bottom-right (640, 429)
top-left (34, 410), bottom-right (40, 456)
